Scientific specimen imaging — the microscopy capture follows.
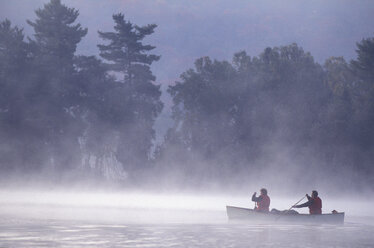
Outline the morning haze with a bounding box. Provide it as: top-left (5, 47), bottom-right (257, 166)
top-left (1, 0), bottom-right (374, 247)
top-left (1, 0), bottom-right (373, 192)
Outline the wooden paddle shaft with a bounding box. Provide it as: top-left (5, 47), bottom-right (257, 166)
top-left (289, 195), bottom-right (306, 211)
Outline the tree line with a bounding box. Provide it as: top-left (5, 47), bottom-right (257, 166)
top-left (0, 0), bottom-right (373, 188)
top-left (0, 0), bottom-right (162, 181)
top-left (156, 42), bottom-right (374, 189)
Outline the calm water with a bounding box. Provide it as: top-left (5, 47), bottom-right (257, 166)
top-left (0, 213), bottom-right (373, 247)
top-left (0, 190), bottom-right (373, 247)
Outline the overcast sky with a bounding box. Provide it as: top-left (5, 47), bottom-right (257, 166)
top-left (1, 0), bottom-right (374, 140)
top-left (1, 0), bottom-right (374, 84)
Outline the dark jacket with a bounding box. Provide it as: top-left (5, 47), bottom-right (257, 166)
top-left (294, 195), bottom-right (322, 214)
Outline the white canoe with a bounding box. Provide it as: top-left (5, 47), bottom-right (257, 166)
top-left (226, 206), bottom-right (344, 224)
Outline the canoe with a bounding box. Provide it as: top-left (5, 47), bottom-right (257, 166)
top-left (226, 206), bottom-right (344, 224)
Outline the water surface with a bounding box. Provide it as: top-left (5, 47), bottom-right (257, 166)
top-left (0, 190), bottom-right (373, 247)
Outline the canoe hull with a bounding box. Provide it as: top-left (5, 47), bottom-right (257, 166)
top-left (226, 206), bottom-right (344, 224)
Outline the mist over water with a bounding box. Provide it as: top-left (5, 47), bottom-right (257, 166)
top-left (1, 188), bottom-right (374, 247)
top-left (1, 0), bottom-right (374, 247)
top-left (1, 188), bottom-right (374, 220)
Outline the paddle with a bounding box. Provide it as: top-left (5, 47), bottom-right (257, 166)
top-left (274, 195), bottom-right (306, 221)
top-left (286, 195), bottom-right (306, 213)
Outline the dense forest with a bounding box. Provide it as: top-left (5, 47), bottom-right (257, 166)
top-left (0, 0), bottom-right (373, 190)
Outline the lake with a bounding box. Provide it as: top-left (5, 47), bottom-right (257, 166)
top-left (0, 190), bottom-right (373, 247)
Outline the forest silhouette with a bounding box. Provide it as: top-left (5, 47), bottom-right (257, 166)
top-left (0, 0), bottom-right (373, 191)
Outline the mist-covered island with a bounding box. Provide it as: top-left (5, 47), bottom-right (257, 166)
top-left (0, 0), bottom-right (374, 247)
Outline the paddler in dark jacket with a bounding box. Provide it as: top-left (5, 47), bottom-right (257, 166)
top-left (252, 188), bottom-right (270, 212)
top-left (293, 190), bottom-right (322, 214)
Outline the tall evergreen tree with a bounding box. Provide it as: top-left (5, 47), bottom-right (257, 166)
top-left (98, 13), bottom-right (159, 84)
top-left (98, 13), bottom-right (163, 171)
top-left (26, 0), bottom-right (88, 172)
top-left (27, 0), bottom-right (87, 74)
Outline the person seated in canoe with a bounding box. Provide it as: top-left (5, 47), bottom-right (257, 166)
top-left (293, 190), bottom-right (322, 214)
top-left (252, 188), bottom-right (270, 212)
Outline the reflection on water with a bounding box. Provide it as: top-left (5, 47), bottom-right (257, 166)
top-left (0, 217), bottom-right (373, 248)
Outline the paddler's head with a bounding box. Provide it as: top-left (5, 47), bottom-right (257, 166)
top-left (312, 190), bottom-right (318, 198)
top-left (260, 188), bottom-right (267, 196)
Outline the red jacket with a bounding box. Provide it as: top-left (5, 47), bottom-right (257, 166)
top-left (309, 197), bottom-right (322, 214)
top-left (257, 195), bottom-right (270, 212)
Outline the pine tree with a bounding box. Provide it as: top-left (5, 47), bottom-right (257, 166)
top-left (98, 13), bottom-right (163, 171)
top-left (98, 13), bottom-right (159, 84)
top-left (27, 0), bottom-right (87, 74)
top-left (26, 0), bottom-right (88, 172)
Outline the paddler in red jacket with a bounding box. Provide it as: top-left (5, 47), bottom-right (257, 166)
top-left (252, 188), bottom-right (270, 212)
top-left (293, 190), bottom-right (322, 214)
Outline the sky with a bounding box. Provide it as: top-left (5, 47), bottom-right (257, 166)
top-left (1, 0), bottom-right (374, 84)
top-left (1, 0), bottom-right (374, 140)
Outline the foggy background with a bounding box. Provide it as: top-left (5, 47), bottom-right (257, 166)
top-left (1, 2), bottom-right (374, 247)
top-left (0, 0), bottom-right (374, 196)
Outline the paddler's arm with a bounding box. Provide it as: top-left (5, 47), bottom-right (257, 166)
top-left (251, 193), bottom-right (263, 202)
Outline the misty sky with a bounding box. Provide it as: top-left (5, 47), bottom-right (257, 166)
top-left (2, 0), bottom-right (374, 83)
top-left (1, 0), bottom-right (374, 139)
